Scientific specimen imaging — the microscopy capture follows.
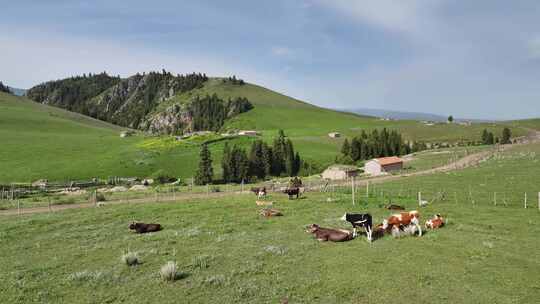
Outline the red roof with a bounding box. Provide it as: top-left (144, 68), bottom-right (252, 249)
top-left (375, 156), bottom-right (403, 166)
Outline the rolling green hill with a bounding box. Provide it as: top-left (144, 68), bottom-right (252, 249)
top-left (0, 76), bottom-right (528, 183)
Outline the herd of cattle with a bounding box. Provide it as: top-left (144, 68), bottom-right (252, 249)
top-left (308, 210), bottom-right (445, 242)
top-left (128, 187), bottom-right (445, 244)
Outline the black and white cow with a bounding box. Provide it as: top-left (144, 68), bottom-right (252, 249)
top-left (340, 213), bottom-right (373, 242)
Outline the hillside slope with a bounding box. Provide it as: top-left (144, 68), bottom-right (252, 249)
top-left (3, 75), bottom-right (529, 183)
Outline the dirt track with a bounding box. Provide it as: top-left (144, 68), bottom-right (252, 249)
top-left (3, 130), bottom-right (539, 216)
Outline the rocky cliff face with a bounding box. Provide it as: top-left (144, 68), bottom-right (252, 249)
top-left (26, 71), bottom-right (253, 134)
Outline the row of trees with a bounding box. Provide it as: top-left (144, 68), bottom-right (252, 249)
top-left (0, 81), bottom-right (11, 94)
top-left (222, 75), bottom-right (245, 85)
top-left (190, 94), bottom-right (253, 132)
top-left (482, 128), bottom-right (511, 145)
top-left (339, 128), bottom-right (422, 162)
top-left (195, 130), bottom-right (302, 185)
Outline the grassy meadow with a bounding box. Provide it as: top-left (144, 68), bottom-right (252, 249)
top-left (0, 87), bottom-right (528, 184)
top-left (1, 141), bottom-right (540, 303)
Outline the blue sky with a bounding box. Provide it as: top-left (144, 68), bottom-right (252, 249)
top-left (2, 0), bottom-right (540, 119)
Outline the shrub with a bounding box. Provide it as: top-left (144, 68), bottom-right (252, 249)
top-left (121, 251), bottom-right (140, 266)
top-left (192, 255), bottom-right (210, 269)
top-left (150, 170), bottom-right (177, 184)
top-left (159, 261), bottom-right (185, 282)
top-left (202, 274), bottom-right (227, 286)
top-left (264, 245), bottom-right (287, 255)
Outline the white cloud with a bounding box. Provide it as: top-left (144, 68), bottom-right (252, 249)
top-left (0, 30), bottom-right (295, 95)
top-left (317, 0), bottom-right (443, 35)
top-left (271, 46), bottom-right (293, 57)
top-left (527, 36), bottom-right (540, 59)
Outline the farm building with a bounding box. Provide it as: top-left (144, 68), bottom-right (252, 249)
top-left (328, 132), bottom-right (341, 138)
top-left (364, 156), bottom-right (403, 176)
top-left (321, 165), bottom-right (360, 180)
top-left (238, 130), bottom-right (259, 136)
top-left (120, 130), bottom-right (135, 138)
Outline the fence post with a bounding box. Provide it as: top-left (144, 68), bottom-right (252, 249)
top-left (366, 181), bottom-right (369, 198)
top-left (241, 180), bottom-right (244, 192)
top-left (351, 176), bottom-right (355, 205)
top-left (524, 193), bottom-right (528, 209)
top-left (418, 192), bottom-right (422, 206)
top-left (494, 192), bottom-right (497, 206)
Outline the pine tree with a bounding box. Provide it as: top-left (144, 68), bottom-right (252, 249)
top-left (501, 128), bottom-right (512, 144)
top-left (486, 132), bottom-right (495, 145)
top-left (195, 144), bottom-right (213, 185)
top-left (284, 139), bottom-right (295, 176)
top-left (341, 138), bottom-right (351, 156)
top-left (482, 129), bottom-right (489, 144)
top-left (249, 140), bottom-right (266, 179)
top-left (222, 142), bottom-right (231, 183)
top-left (350, 138), bottom-right (360, 161)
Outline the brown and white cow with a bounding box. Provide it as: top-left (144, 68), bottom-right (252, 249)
top-left (306, 224), bottom-right (354, 242)
top-left (382, 210), bottom-right (422, 237)
top-left (425, 214), bottom-right (445, 229)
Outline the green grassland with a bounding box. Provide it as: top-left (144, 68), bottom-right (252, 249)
top-left (1, 142), bottom-right (540, 303)
top-left (0, 85), bottom-right (529, 183)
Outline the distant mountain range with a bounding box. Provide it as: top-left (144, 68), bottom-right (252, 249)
top-left (9, 87), bottom-right (27, 96)
top-left (341, 108), bottom-right (494, 123)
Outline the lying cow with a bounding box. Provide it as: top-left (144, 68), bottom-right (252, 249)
top-left (259, 208), bottom-right (283, 217)
top-left (306, 224), bottom-right (353, 242)
top-left (340, 213), bottom-right (373, 242)
top-left (129, 222), bottom-right (162, 234)
top-left (251, 187), bottom-right (267, 199)
top-left (425, 214), bottom-right (445, 229)
top-left (283, 187), bottom-right (300, 199)
top-left (382, 210), bottom-right (422, 237)
top-left (385, 204), bottom-right (405, 210)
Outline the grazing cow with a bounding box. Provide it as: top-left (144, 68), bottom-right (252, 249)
top-left (425, 214), bottom-right (445, 229)
top-left (306, 224), bottom-right (353, 242)
top-left (340, 213), bottom-right (373, 241)
top-left (129, 222), bottom-right (162, 234)
top-left (251, 187), bottom-right (267, 199)
top-left (283, 188), bottom-right (300, 199)
top-left (382, 210), bottom-right (422, 237)
top-left (385, 204), bottom-right (405, 210)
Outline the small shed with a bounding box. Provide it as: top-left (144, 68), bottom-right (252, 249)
top-left (328, 132), bottom-right (341, 138)
top-left (120, 130), bottom-right (135, 138)
top-left (364, 156), bottom-right (403, 176)
top-left (322, 165), bottom-right (359, 180)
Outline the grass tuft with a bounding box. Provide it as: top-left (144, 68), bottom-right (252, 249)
top-left (264, 245), bottom-right (287, 255)
top-left (159, 261), bottom-right (186, 282)
top-left (192, 255), bottom-right (211, 270)
top-left (121, 251), bottom-right (140, 266)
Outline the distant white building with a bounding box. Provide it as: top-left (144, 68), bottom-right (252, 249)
top-left (321, 165), bottom-right (360, 180)
top-left (238, 130), bottom-right (259, 136)
top-left (328, 132), bottom-right (341, 138)
top-left (364, 157), bottom-right (404, 176)
top-left (120, 130), bottom-right (135, 138)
